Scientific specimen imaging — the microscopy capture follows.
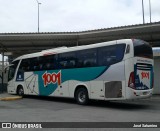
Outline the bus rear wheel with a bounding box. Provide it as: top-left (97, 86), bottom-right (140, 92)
top-left (17, 86), bottom-right (24, 96)
top-left (75, 88), bottom-right (89, 105)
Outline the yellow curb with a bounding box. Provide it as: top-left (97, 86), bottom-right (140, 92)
top-left (0, 96), bottom-right (22, 101)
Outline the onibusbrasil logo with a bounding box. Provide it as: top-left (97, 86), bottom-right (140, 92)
top-left (42, 70), bottom-right (61, 87)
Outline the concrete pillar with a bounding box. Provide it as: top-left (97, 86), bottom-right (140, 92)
top-left (1, 50), bottom-right (4, 93)
top-left (153, 58), bottom-right (160, 94)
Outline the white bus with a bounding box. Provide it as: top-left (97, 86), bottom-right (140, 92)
top-left (7, 39), bottom-right (153, 104)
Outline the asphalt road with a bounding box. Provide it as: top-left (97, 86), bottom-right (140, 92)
top-left (0, 95), bottom-right (160, 130)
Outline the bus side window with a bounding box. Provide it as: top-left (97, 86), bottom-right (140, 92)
top-left (76, 49), bottom-right (97, 68)
top-left (29, 58), bottom-right (38, 71)
top-left (98, 44), bottom-right (126, 66)
top-left (19, 59), bottom-right (29, 72)
top-left (98, 45), bottom-right (117, 66)
top-left (116, 44), bottom-right (126, 62)
top-left (41, 55), bottom-right (57, 70)
top-left (58, 52), bottom-right (76, 69)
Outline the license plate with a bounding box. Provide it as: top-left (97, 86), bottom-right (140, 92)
top-left (143, 92), bottom-right (148, 95)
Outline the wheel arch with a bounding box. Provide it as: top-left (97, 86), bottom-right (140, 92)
top-left (74, 84), bottom-right (89, 99)
top-left (16, 84), bottom-right (24, 94)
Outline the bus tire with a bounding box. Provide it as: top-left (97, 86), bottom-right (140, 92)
top-left (75, 88), bottom-right (89, 105)
top-left (17, 86), bottom-right (24, 96)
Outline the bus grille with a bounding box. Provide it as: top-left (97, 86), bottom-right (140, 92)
top-left (105, 81), bottom-right (122, 98)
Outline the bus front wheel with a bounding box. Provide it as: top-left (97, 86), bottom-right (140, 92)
top-left (75, 88), bottom-right (89, 105)
top-left (17, 86), bottom-right (24, 96)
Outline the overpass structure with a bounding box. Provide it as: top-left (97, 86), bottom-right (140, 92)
top-left (0, 21), bottom-right (160, 59)
top-left (1, 22), bottom-right (160, 94)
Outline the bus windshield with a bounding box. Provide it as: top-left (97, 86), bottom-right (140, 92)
top-left (133, 39), bottom-right (153, 59)
top-left (8, 60), bottom-right (19, 81)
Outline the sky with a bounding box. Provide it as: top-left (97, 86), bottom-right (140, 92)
top-left (0, 0), bottom-right (160, 33)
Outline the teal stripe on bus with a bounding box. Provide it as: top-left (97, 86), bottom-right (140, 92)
top-left (34, 66), bottom-right (108, 96)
